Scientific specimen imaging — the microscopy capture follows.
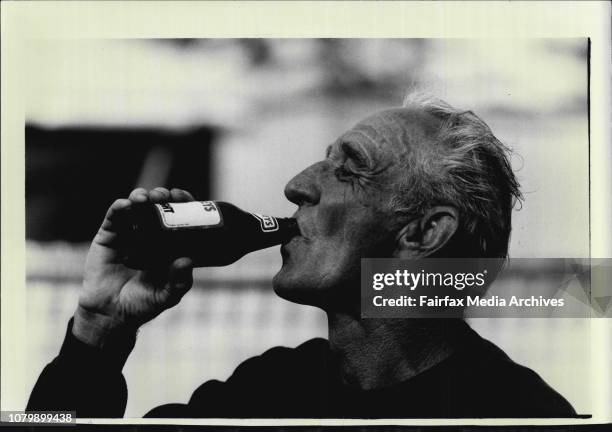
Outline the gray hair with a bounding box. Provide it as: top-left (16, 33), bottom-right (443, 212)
top-left (392, 92), bottom-right (523, 258)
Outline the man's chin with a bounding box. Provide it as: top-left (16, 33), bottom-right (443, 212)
top-left (272, 272), bottom-right (327, 308)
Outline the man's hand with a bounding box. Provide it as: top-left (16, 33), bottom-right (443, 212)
top-left (73, 187), bottom-right (195, 347)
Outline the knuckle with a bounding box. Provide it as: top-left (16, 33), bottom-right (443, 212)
top-left (165, 290), bottom-right (184, 306)
top-left (151, 188), bottom-right (170, 198)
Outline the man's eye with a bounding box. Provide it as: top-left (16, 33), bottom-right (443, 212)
top-left (334, 164), bottom-right (356, 180)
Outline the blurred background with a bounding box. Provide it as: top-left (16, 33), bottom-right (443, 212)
top-left (24, 39), bottom-right (590, 417)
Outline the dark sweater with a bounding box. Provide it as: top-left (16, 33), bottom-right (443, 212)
top-left (27, 319), bottom-right (576, 418)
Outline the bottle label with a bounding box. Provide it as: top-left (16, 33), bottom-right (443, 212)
top-left (250, 213), bottom-right (279, 232)
top-left (155, 201), bottom-right (222, 228)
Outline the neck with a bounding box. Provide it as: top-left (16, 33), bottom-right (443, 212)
top-left (326, 311), bottom-right (459, 390)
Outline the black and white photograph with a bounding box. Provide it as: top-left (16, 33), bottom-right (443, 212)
top-left (1, 2), bottom-right (611, 430)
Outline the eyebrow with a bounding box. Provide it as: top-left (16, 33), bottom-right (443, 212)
top-left (326, 139), bottom-right (372, 167)
top-left (340, 140), bottom-right (370, 166)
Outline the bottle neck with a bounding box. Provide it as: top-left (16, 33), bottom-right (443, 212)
top-left (242, 215), bottom-right (299, 252)
top-left (276, 217), bottom-right (299, 239)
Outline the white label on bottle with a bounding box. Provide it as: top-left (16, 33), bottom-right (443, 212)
top-left (250, 213), bottom-right (279, 232)
top-left (155, 201), bottom-right (221, 228)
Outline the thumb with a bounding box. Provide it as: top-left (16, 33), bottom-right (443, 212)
top-left (162, 257), bottom-right (194, 307)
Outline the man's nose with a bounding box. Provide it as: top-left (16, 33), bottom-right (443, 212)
top-left (284, 163), bottom-right (322, 206)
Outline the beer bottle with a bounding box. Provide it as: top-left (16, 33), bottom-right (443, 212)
top-left (120, 201), bottom-right (299, 269)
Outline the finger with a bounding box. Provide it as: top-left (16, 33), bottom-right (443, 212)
top-left (164, 257), bottom-right (194, 306)
top-left (170, 188), bottom-right (195, 202)
top-left (129, 188), bottom-right (149, 203)
top-left (93, 198), bottom-right (132, 248)
top-left (149, 187), bottom-right (171, 203)
top-left (102, 198), bottom-right (132, 225)
top-left (137, 265), bottom-right (168, 287)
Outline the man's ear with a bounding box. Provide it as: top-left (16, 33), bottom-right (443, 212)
top-left (394, 206), bottom-right (459, 258)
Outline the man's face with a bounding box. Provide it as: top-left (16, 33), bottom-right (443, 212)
top-left (273, 108), bottom-right (440, 311)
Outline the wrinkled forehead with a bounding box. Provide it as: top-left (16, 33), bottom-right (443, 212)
top-left (344, 108), bottom-right (441, 156)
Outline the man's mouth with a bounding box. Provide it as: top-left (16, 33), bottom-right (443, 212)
top-left (292, 214), bottom-right (311, 241)
top-left (280, 215), bottom-right (309, 254)
top-left (278, 211), bottom-right (299, 239)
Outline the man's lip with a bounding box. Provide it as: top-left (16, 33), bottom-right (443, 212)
top-left (281, 217), bottom-right (306, 246)
top-left (281, 235), bottom-right (307, 255)
top-left (280, 235), bottom-right (301, 257)
top-left (292, 214), bottom-right (309, 240)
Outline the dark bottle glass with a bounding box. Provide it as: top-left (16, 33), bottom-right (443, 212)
top-left (121, 201), bottom-right (298, 269)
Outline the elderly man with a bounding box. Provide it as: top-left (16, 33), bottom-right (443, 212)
top-left (27, 95), bottom-right (576, 418)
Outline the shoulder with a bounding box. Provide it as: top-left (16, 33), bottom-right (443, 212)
top-left (490, 359), bottom-right (576, 417)
top-left (261, 337), bottom-right (329, 360)
top-left (183, 338), bottom-right (329, 417)
top-left (231, 337), bottom-right (329, 380)
top-left (454, 326), bottom-right (576, 417)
